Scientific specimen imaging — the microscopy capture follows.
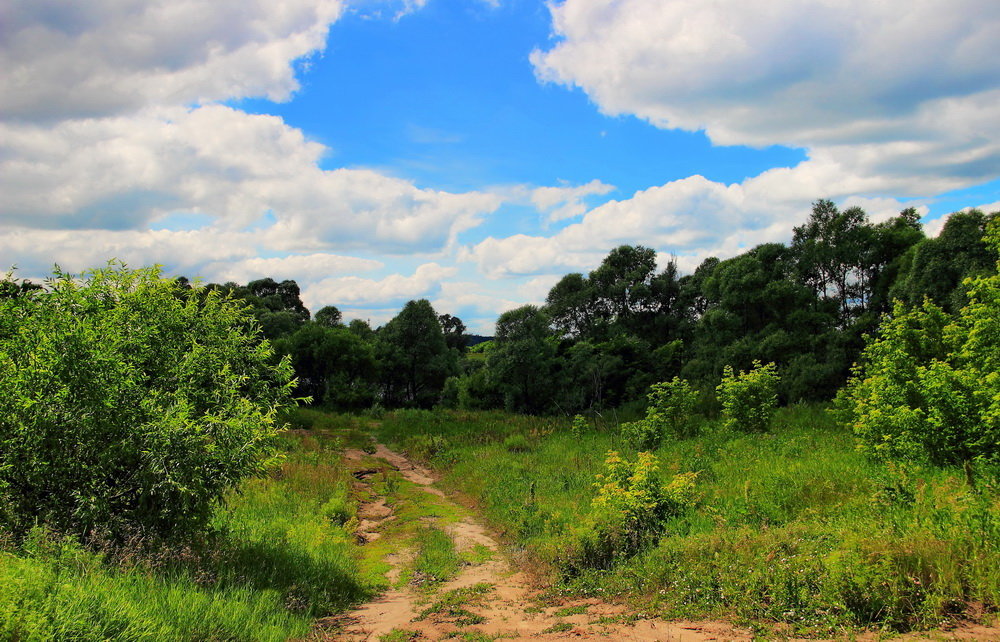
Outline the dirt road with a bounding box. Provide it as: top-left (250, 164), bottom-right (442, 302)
top-left (326, 444), bottom-right (752, 641)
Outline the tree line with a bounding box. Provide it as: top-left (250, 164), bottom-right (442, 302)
top-left (159, 200), bottom-right (994, 417)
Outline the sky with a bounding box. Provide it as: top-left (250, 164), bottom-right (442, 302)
top-left (2, 0), bottom-right (999, 333)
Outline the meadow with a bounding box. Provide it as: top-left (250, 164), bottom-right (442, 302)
top-left (375, 404), bottom-right (1000, 636)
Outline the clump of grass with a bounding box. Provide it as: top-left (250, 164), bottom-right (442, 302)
top-left (378, 628), bottom-right (422, 641)
top-left (553, 604), bottom-right (587, 616)
top-left (416, 583), bottom-right (493, 625)
top-left (503, 434), bottom-right (532, 453)
top-left (410, 526), bottom-right (463, 586)
top-left (541, 621), bottom-right (574, 633)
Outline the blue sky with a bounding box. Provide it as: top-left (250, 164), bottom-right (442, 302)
top-left (2, 0), bottom-right (998, 332)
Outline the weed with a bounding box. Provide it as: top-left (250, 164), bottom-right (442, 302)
top-left (541, 621), bottom-right (574, 633)
top-left (416, 583), bottom-right (494, 625)
top-left (410, 527), bottom-right (463, 586)
top-left (554, 604), bottom-right (587, 616)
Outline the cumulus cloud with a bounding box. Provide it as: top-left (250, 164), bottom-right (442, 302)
top-left (463, 169), bottom-right (925, 279)
top-left (303, 262), bottom-right (458, 310)
top-left (533, 0), bottom-right (1000, 192)
top-left (0, 104), bottom-right (502, 251)
top-left (531, 179), bottom-right (615, 223)
top-left (0, 0), bottom-right (343, 122)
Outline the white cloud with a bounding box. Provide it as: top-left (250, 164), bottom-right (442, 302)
top-left (531, 179), bottom-right (615, 223)
top-left (532, 0), bottom-right (1000, 193)
top-left (205, 253), bottom-right (383, 285)
top-left (303, 262), bottom-right (457, 309)
top-left (463, 168), bottom-right (923, 278)
top-left (1, 0), bottom-right (343, 122)
top-left (0, 105), bottom-right (503, 252)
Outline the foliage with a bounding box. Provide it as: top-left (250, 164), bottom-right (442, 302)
top-left (376, 299), bottom-right (458, 408)
top-left (0, 264), bottom-right (296, 538)
top-left (591, 451), bottom-right (697, 543)
top-left (487, 305), bottom-right (559, 414)
top-left (622, 376), bottom-right (700, 450)
top-left (716, 361), bottom-right (780, 433)
top-left (844, 230), bottom-right (1000, 468)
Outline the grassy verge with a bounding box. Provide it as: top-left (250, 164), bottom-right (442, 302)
top-left (0, 423), bottom-right (371, 641)
top-left (375, 405), bottom-right (1000, 636)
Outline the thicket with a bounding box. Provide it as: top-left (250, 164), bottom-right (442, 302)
top-left (0, 264), bottom-right (296, 539)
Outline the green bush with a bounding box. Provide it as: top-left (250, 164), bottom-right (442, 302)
top-left (0, 264), bottom-right (296, 538)
top-left (556, 451), bottom-right (697, 572)
top-left (622, 377), bottom-right (700, 449)
top-left (717, 361), bottom-right (779, 433)
top-left (647, 377), bottom-right (700, 438)
top-left (843, 220), bottom-right (1000, 470)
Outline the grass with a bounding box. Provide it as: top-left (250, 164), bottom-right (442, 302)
top-left (409, 526), bottom-right (463, 587)
top-left (415, 583), bottom-right (493, 626)
top-left (0, 420), bottom-right (373, 641)
top-left (375, 403), bottom-right (1000, 635)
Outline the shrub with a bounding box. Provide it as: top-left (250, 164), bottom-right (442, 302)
top-left (556, 451), bottom-right (698, 572)
top-left (647, 377), bottom-right (700, 438)
top-left (717, 361), bottom-right (779, 433)
top-left (621, 418), bottom-right (662, 451)
top-left (622, 377), bottom-right (700, 449)
top-left (844, 290), bottom-right (1000, 469)
top-left (0, 264), bottom-right (296, 538)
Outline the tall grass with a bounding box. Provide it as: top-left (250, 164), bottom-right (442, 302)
top-left (0, 427), bottom-right (371, 641)
top-left (376, 404), bottom-right (1000, 634)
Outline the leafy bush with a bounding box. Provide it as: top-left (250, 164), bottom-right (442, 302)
top-left (844, 272), bottom-right (1000, 469)
top-left (647, 377), bottom-right (700, 438)
top-left (0, 264), bottom-right (296, 538)
top-left (556, 451), bottom-right (697, 572)
top-left (717, 361), bottom-right (780, 433)
top-left (622, 377), bottom-right (700, 449)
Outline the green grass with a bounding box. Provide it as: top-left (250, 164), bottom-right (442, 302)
top-left (0, 422), bottom-right (373, 641)
top-left (409, 526), bottom-right (463, 587)
top-left (415, 583), bottom-right (493, 626)
top-left (375, 404), bottom-right (1000, 635)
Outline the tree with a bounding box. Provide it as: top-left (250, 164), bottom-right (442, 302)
top-left (376, 300), bottom-right (457, 408)
top-left (276, 322), bottom-right (376, 410)
top-left (488, 305), bottom-right (559, 413)
top-left (314, 305), bottom-right (343, 328)
top-left (844, 217), bottom-right (1000, 470)
top-left (0, 264), bottom-right (296, 538)
top-left (438, 313), bottom-right (468, 352)
top-left (890, 209), bottom-right (997, 313)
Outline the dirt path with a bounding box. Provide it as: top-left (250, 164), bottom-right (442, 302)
top-left (326, 444), bottom-right (753, 641)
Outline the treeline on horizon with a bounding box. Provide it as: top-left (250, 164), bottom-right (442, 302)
top-left (7, 200), bottom-right (997, 415)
